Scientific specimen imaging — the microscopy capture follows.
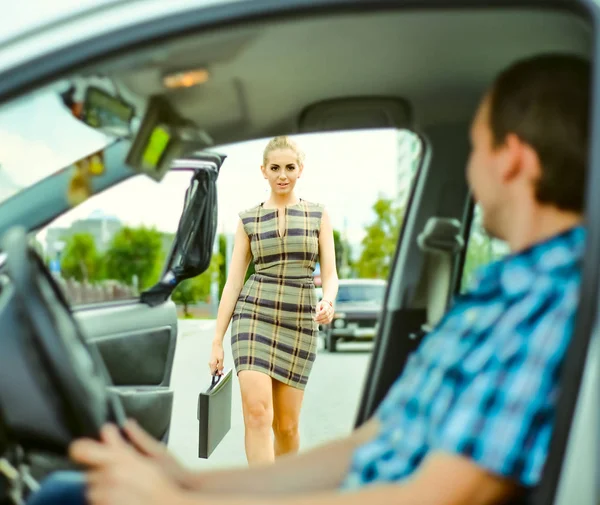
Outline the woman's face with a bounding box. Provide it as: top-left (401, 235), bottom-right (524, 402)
top-left (261, 148), bottom-right (303, 196)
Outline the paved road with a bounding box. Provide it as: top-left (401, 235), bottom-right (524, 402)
top-left (167, 320), bottom-right (372, 471)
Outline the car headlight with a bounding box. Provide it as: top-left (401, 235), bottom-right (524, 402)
top-left (334, 318), bottom-right (345, 329)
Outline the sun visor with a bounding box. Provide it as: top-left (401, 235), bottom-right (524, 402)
top-left (126, 95), bottom-right (212, 182)
top-left (298, 97), bottom-right (413, 133)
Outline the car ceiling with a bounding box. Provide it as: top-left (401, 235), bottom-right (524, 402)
top-left (85, 7), bottom-right (592, 146)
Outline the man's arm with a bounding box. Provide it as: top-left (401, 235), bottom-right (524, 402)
top-left (181, 452), bottom-right (521, 505)
top-left (71, 424), bottom-right (522, 505)
top-left (183, 417), bottom-right (380, 495)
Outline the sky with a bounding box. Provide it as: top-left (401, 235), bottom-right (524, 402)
top-left (0, 76), bottom-right (420, 254)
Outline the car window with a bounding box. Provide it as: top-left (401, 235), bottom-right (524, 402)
top-left (460, 204), bottom-right (510, 291)
top-left (34, 171), bottom-right (194, 308)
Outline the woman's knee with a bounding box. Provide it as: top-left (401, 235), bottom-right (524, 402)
top-left (244, 400), bottom-right (273, 430)
top-left (239, 371), bottom-right (273, 431)
top-left (272, 382), bottom-right (303, 440)
top-left (272, 415), bottom-right (299, 439)
top-left (243, 398), bottom-right (273, 431)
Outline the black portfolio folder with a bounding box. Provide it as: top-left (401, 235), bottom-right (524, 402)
top-left (197, 369), bottom-right (232, 459)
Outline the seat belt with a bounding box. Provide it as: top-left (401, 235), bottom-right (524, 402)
top-left (412, 217), bottom-right (464, 332)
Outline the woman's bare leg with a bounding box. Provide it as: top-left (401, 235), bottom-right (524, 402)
top-left (272, 380), bottom-right (305, 457)
top-left (238, 370), bottom-right (275, 465)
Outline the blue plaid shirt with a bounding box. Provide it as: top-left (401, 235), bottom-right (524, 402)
top-left (342, 226), bottom-right (585, 490)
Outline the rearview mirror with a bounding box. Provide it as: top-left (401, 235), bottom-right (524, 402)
top-left (81, 86), bottom-right (135, 137)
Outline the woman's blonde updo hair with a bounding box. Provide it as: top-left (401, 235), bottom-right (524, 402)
top-left (262, 136), bottom-right (305, 166)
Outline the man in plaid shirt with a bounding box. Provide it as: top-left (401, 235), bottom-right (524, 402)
top-left (30, 54), bottom-right (589, 505)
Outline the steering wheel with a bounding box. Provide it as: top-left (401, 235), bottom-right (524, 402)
top-left (0, 227), bottom-right (123, 454)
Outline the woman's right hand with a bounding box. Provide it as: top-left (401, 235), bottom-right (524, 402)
top-left (208, 340), bottom-right (225, 376)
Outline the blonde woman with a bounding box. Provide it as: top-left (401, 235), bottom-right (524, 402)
top-left (209, 136), bottom-right (339, 465)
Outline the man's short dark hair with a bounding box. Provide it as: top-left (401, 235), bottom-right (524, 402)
top-left (489, 53), bottom-right (590, 213)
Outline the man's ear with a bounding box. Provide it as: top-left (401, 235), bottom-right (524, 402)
top-left (499, 133), bottom-right (526, 183)
top-left (519, 142), bottom-right (543, 184)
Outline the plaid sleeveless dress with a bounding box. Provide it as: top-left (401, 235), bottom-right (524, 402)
top-left (231, 199), bottom-right (323, 390)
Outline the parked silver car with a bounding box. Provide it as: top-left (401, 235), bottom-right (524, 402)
top-left (322, 279), bottom-right (386, 352)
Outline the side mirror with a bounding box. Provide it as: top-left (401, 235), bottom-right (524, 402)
top-left (141, 152), bottom-right (225, 306)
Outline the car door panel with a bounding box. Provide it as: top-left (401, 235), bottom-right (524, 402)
top-left (74, 300), bottom-right (178, 442)
top-left (109, 387), bottom-right (173, 442)
top-left (95, 330), bottom-right (173, 386)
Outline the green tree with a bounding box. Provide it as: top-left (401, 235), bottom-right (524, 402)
top-left (218, 234), bottom-right (227, 298)
top-left (332, 229), bottom-right (353, 278)
top-left (356, 197), bottom-right (405, 279)
top-left (333, 230), bottom-right (344, 275)
top-left (147, 232), bottom-right (176, 288)
top-left (171, 252), bottom-right (224, 316)
top-left (104, 226), bottom-right (164, 289)
top-left (171, 278), bottom-right (205, 318)
top-left (60, 233), bottom-right (101, 282)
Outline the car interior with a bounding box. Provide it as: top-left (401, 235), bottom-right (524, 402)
top-left (0, 1), bottom-right (598, 505)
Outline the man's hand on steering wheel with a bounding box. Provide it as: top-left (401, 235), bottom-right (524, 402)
top-left (121, 420), bottom-right (190, 489)
top-left (70, 424), bottom-right (184, 505)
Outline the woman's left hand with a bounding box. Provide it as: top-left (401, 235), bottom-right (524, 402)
top-left (314, 299), bottom-right (335, 325)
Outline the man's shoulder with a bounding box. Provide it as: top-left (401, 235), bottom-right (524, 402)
top-left (464, 226), bottom-right (584, 298)
top-left (458, 261), bottom-right (578, 318)
top-left (431, 267), bottom-right (580, 373)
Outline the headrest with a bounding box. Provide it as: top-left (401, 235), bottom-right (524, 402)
top-left (417, 217), bottom-right (464, 254)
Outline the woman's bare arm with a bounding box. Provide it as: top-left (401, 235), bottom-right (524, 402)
top-left (318, 208), bottom-right (339, 304)
top-left (212, 220), bottom-right (252, 345)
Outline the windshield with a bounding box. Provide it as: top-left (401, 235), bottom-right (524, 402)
top-left (337, 283), bottom-right (386, 304)
top-left (0, 84), bottom-right (114, 205)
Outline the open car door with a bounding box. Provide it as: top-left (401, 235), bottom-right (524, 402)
top-left (26, 151), bottom-right (223, 480)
